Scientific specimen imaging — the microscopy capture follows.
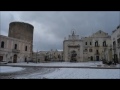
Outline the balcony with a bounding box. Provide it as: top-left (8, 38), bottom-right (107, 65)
top-left (68, 44), bottom-right (80, 47)
top-left (95, 52), bottom-right (99, 55)
top-left (12, 49), bottom-right (20, 53)
top-left (95, 45), bottom-right (99, 47)
top-left (103, 45), bottom-right (107, 47)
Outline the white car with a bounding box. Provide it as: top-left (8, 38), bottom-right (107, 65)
top-left (0, 61), bottom-right (8, 64)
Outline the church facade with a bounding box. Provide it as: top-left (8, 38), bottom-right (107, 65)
top-left (63, 31), bottom-right (83, 62)
top-left (63, 30), bottom-right (112, 62)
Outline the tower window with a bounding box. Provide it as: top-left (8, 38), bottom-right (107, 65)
top-left (85, 42), bottom-right (87, 45)
top-left (1, 41), bottom-right (4, 48)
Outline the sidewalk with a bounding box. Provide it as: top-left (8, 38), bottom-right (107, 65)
top-left (1, 62), bottom-right (120, 69)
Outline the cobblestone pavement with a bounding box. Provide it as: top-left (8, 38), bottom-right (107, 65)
top-left (0, 67), bottom-right (56, 79)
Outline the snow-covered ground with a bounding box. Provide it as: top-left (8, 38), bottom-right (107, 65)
top-left (6, 61), bottom-right (120, 68)
top-left (1, 61), bottom-right (120, 79)
top-left (0, 66), bottom-right (25, 73)
top-left (16, 68), bottom-right (120, 79)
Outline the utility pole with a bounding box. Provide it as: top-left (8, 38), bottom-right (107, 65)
top-left (36, 50), bottom-right (38, 63)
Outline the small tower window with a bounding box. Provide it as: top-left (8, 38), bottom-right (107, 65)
top-left (1, 41), bottom-right (4, 48)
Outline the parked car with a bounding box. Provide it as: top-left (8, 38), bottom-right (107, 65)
top-left (0, 61), bottom-right (8, 64)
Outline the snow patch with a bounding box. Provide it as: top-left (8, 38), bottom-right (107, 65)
top-left (0, 66), bottom-right (25, 73)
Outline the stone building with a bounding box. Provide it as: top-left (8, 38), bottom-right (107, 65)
top-left (111, 25), bottom-right (120, 63)
top-left (82, 30), bottom-right (112, 61)
top-left (63, 31), bottom-right (83, 62)
top-left (0, 21), bottom-right (34, 63)
top-left (32, 49), bottom-right (63, 62)
top-left (63, 30), bottom-right (112, 62)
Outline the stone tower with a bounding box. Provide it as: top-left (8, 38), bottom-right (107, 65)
top-left (8, 21), bottom-right (34, 59)
top-left (8, 21), bottom-right (34, 43)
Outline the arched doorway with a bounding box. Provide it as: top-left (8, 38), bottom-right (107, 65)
top-left (0, 56), bottom-right (3, 62)
top-left (91, 56), bottom-right (93, 61)
top-left (13, 54), bottom-right (17, 63)
top-left (70, 50), bottom-right (77, 62)
top-left (96, 56), bottom-right (99, 61)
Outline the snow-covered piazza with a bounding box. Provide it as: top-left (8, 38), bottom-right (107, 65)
top-left (0, 61), bottom-right (120, 79)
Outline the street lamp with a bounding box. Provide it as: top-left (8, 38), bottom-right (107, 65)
top-left (36, 50), bottom-right (38, 63)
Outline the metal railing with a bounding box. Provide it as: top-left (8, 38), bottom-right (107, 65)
top-left (12, 49), bottom-right (20, 53)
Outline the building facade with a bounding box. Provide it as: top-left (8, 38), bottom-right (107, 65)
top-left (63, 31), bottom-right (83, 62)
top-left (0, 35), bottom-right (32, 63)
top-left (63, 30), bottom-right (112, 62)
top-left (82, 30), bottom-right (112, 61)
top-left (32, 49), bottom-right (63, 62)
top-left (0, 21), bottom-right (34, 63)
top-left (111, 25), bottom-right (120, 63)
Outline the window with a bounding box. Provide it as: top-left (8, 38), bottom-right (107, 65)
top-left (96, 50), bottom-right (99, 54)
top-left (113, 41), bottom-right (116, 45)
top-left (15, 44), bottom-right (17, 49)
top-left (1, 41), bottom-right (4, 48)
top-left (85, 49), bottom-right (87, 52)
top-left (90, 42), bottom-right (92, 45)
top-left (91, 56), bottom-right (93, 61)
top-left (103, 41), bottom-right (106, 47)
top-left (117, 38), bottom-right (120, 44)
top-left (95, 41), bottom-right (98, 47)
top-left (113, 41), bottom-right (116, 48)
top-left (85, 42), bottom-right (87, 45)
top-left (25, 46), bottom-right (27, 51)
top-left (89, 49), bottom-right (92, 52)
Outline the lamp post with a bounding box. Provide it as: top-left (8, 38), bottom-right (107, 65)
top-left (36, 50), bottom-right (38, 63)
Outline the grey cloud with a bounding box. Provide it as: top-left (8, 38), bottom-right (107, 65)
top-left (1, 11), bottom-right (120, 51)
top-left (0, 12), bottom-right (15, 35)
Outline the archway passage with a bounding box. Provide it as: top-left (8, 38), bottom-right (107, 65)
top-left (13, 54), bottom-right (17, 63)
top-left (96, 56), bottom-right (99, 61)
top-left (70, 50), bottom-right (77, 62)
top-left (0, 56), bottom-right (3, 61)
top-left (91, 56), bottom-right (93, 61)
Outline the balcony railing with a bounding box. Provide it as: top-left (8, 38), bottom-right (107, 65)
top-left (68, 44), bottom-right (80, 47)
top-left (12, 49), bottom-right (20, 53)
top-left (103, 45), bottom-right (107, 47)
top-left (95, 52), bottom-right (99, 55)
top-left (95, 45), bottom-right (99, 47)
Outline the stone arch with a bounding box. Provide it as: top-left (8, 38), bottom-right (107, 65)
top-left (70, 50), bottom-right (77, 62)
top-left (13, 54), bottom-right (17, 63)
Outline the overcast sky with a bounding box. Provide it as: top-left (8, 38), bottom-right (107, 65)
top-left (0, 11), bottom-right (120, 51)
